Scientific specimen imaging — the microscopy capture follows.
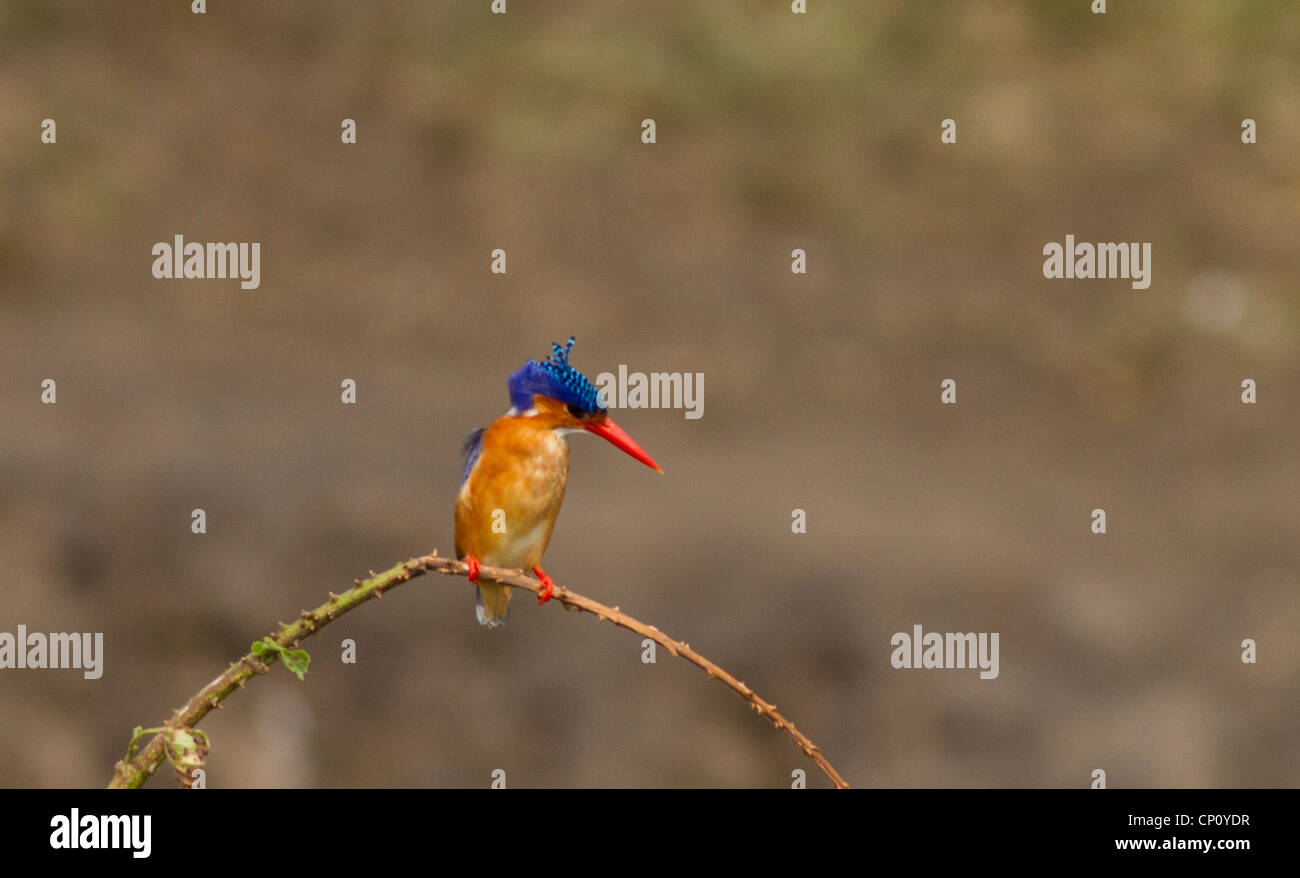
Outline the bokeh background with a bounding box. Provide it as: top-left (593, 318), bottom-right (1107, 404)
top-left (1, 0), bottom-right (1297, 788)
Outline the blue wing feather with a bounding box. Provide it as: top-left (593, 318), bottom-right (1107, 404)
top-left (460, 427), bottom-right (485, 485)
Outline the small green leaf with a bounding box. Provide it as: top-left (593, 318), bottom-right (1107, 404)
top-left (280, 648), bottom-right (311, 680)
top-left (164, 727), bottom-right (210, 789)
top-left (250, 638), bottom-right (310, 679)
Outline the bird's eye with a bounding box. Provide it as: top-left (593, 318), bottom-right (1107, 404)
top-left (566, 404), bottom-right (584, 419)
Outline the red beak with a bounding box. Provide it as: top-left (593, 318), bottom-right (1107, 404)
top-left (583, 416), bottom-right (663, 473)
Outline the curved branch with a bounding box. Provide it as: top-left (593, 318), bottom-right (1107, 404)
top-left (107, 552), bottom-right (850, 789)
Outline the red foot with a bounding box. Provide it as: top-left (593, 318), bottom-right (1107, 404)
top-left (465, 556), bottom-right (480, 583)
top-left (533, 566), bottom-right (555, 605)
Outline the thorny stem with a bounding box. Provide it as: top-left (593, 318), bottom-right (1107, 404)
top-left (107, 552), bottom-right (850, 789)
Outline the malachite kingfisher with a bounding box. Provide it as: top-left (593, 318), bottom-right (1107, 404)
top-left (455, 337), bottom-right (662, 628)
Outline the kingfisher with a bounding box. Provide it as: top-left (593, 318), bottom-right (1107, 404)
top-left (456, 337), bottom-right (662, 627)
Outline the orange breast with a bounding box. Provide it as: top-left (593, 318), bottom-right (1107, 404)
top-left (455, 413), bottom-right (570, 570)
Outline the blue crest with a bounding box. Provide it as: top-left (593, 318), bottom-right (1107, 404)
top-left (506, 337), bottom-right (606, 414)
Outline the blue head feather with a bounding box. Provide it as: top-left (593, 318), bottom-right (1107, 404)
top-left (506, 337), bottom-right (606, 414)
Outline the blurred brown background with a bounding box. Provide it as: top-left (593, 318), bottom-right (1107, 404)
top-left (1, 1), bottom-right (1297, 788)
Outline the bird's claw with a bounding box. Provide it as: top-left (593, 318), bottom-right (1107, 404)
top-left (533, 566), bottom-right (555, 605)
top-left (465, 556), bottom-right (480, 583)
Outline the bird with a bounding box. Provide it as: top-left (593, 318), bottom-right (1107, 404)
top-left (455, 337), bottom-right (662, 627)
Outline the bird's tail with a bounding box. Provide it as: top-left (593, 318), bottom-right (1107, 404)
top-left (475, 583), bottom-right (511, 629)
